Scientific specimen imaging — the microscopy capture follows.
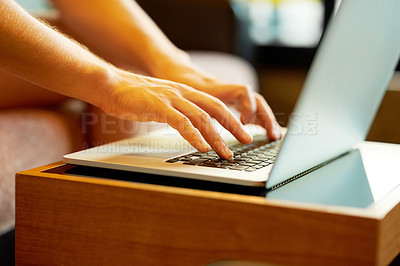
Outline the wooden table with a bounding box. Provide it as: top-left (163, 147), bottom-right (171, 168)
top-left (15, 142), bottom-right (400, 265)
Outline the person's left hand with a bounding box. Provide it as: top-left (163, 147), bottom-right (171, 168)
top-left (153, 60), bottom-right (282, 141)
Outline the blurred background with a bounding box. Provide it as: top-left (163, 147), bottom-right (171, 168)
top-left (136, 0), bottom-right (400, 144)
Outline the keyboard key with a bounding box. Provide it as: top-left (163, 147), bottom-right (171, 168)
top-left (247, 160), bottom-right (264, 164)
top-left (166, 158), bottom-right (180, 163)
top-left (199, 163), bottom-right (220, 168)
top-left (239, 155), bottom-right (254, 159)
top-left (201, 155), bottom-right (219, 160)
top-left (166, 137), bottom-right (282, 171)
top-left (201, 161), bottom-right (220, 166)
top-left (238, 162), bottom-right (257, 167)
top-left (229, 165), bottom-right (249, 171)
top-left (179, 156), bottom-right (199, 161)
top-left (191, 152), bottom-right (205, 156)
top-left (183, 158), bottom-right (210, 165)
top-left (257, 155), bottom-right (273, 160)
top-left (211, 158), bottom-right (227, 163)
top-left (232, 158), bottom-right (248, 162)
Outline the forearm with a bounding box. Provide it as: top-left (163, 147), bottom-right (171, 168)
top-left (0, 0), bottom-right (114, 107)
top-left (0, 1), bottom-right (263, 158)
top-left (50, 0), bottom-right (187, 76)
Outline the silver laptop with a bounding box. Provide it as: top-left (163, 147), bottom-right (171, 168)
top-left (64, 0), bottom-right (400, 190)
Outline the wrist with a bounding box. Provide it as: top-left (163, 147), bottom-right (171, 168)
top-left (74, 61), bottom-right (119, 109)
top-left (146, 47), bottom-right (191, 77)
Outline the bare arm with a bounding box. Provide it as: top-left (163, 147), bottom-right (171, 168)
top-left (0, 0), bottom-right (254, 159)
top-left (50, 0), bottom-right (184, 75)
top-left (50, 0), bottom-right (282, 140)
top-left (0, 0), bottom-right (109, 106)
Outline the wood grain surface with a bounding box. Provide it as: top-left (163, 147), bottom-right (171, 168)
top-left (15, 163), bottom-right (400, 265)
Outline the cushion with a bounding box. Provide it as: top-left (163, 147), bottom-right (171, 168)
top-left (0, 108), bottom-right (82, 233)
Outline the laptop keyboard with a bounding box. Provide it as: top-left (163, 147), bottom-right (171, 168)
top-left (166, 138), bottom-right (282, 172)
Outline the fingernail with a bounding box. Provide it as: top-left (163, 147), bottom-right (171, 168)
top-left (225, 149), bottom-right (233, 159)
top-left (274, 126), bottom-right (281, 139)
top-left (201, 142), bottom-right (211, 152)
top-left (240, 124), bottom-right (253, 143)
top-left (246, 132), bottom-right (253, 142)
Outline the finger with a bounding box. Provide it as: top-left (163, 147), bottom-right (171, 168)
top-left (172, 97), bottom-right (234, 159)
top-left (209, 84), bottom-right (257, 121)
top-left (184, 90), bottom-right (253, 145)
top-left (239, 85), bottom-right (257, 123)
top-left (226, 84), bottom-right (257, 123)
top-left (161, 106), bottom-right (210, 153)
top-left (240, 112), bottom-right (255, 125)
top-left (254, 94), bottom-right (282, 140)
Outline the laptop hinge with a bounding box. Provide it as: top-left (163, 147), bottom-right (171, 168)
top-left (266, 151), bottom-right (352, 192)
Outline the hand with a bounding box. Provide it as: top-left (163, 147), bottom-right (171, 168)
top-left (152, 60), bottom-right (282, 141)
top-left (99, 69), bottom-right (254, 159)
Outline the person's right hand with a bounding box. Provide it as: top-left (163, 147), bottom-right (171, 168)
top-left (99, 69), bottom-right (254, 159)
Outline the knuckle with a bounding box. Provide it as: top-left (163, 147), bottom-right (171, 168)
top-left (177, 115), bottom-right (190, 126)
top-left (162, 87), bottom-right (181, 98)
top-left (183, 87), bottom-right (201, 98)
top-left (198, 111), bottom-right (212, 123)
top-left (153, 96), bottom-right (171, 111)
top-left (210, 96), bottom-right (224, 106)
top-left (166, 90), bottom-right (179, 98)
top-left (172, 82), bottom-right (192, 92)
top-left (206, 96), bottom-right (226, 112)
top-left (255, 93), bottom-right (264, 102)
top-left (182, 84), bottom-right (195, 91)
top-left (239, 85), bottom-right (252, 95)
top-left (185, 130), bottom-right (200, 141)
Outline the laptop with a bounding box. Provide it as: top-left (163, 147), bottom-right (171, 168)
top-left (64, 0), bottom-right (400, 190)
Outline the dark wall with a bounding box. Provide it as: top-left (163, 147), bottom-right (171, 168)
top-left (136, 0), bottom-right (235, 53)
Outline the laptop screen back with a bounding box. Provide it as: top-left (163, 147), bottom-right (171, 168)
top-left (267, 0), bottom-right (400, 189)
